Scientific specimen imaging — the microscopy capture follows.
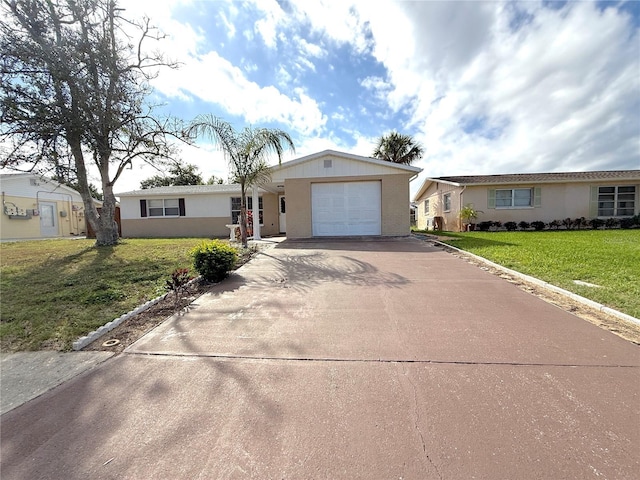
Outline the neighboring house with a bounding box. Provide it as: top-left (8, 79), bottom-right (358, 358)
top-left (117, 150), bottom-right (422, 239)
top-left (1, 173), bottom-right (99, 241)
top-left (413, 170), bottom-right (640, 232)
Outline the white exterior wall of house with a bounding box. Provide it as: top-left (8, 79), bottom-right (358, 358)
top-left (1, 174), bottom-right (88, 241)
top-left (119, 189), bottom-right (280, 238)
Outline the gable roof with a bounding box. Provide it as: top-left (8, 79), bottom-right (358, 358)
top-left (413, 169), bottom-right (640, 201)
top-left (271, 149), bottom-right (422, 174)
top-left (0, 172), bottom-right (102, 203)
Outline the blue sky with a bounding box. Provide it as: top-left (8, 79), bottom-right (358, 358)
top-left (113, 1), bottom-right (638, 193)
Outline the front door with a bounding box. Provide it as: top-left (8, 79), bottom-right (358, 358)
top-left (278, 195), bottom-right (286, 233)
top-left (40, 202), bottom-right (58, 237)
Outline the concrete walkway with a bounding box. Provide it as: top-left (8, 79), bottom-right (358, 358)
top-left (2, 237), bottom-right (638, 479)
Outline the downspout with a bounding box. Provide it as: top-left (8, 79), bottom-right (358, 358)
top-left (459, 186), bottom-right (466, 232)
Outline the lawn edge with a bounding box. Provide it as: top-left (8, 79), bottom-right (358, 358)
top-left (429, 238), bottom-right (640, 327)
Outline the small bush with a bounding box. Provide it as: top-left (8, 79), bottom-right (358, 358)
top-left (478, 221), bottom-right (493, 231)
top-left (504, 221), bottom-right (517, 231)
top-left (620, 217), bottom-right (635, 229)
top-left (589, 218), bottom-right (605, 230)
top-left (605, 218), bottom-right (619, 229)
top-left (531, 221), bottom-right (546, 231)
top-left (573, 217), bottom-right (587, 230)
top-left (166, 268), bottom-right (192, 307)
top-left (549, 220), bottom-right (561, 230)
top-left (562, 218), bottom-right (573, 230)
top-left (190, 240), bottom-right (238, 282)
top-left (492, 220), bottom-right (502, 230)
top-left (518, 221), bottom-right (530, 231)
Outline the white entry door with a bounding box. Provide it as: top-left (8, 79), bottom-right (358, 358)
top-left (311, 181), bottom-right (381, 236)
top-left (40, 202), bottom-right (58, 237)
top-left (278, 195), bottom-right (286, 233)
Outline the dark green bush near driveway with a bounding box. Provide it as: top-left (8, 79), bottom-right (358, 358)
top-left (190, 240), bottom-right (239, 282)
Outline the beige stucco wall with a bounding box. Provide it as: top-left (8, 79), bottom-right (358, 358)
top-left (415, 182), bottom-right (464, 231)
top-left (1, 195), bottom-right (86, 240)
top-left (121, 217), bottom-right (231, 238)
top-left (416, 180), bottom-right (640, 231)
top-left (463, 181), bottom-right (640, 224)
top-left (260, 193), bottom-right (280, 236)
top-left (285, 174), bottom-right (413, 238)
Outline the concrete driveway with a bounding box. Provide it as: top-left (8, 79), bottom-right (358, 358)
top-left (2, 237), bottom-right (638, 479)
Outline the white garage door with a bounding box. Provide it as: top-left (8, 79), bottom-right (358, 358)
top-left (312, 181), bottom-right (381, 236)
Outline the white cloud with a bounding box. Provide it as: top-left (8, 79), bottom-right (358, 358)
top-left (152, 51), bottom-right (327, 136)
top-left (296, 36), bottom-right (326, 58)
top-left (339, 0), bottom-right (640, 184)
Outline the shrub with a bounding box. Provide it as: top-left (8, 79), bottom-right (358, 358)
top-left (531, 221), bottom-right (546, 231)
top-left (190, 240), bottom-right (238, 282)
top-left (504, 221), bottom-right (518, 231)
top-left (620, 217), bottom-right (635, 229)
top-left (633, 214), bottom-right (640, 226)
top-left (518, 221), bottom-right (530, 231)
top-left (549, 219), bottom-right (561, 230)
top-left (478, 221), bottom-right (493, 231)
top-left (562, 218), bottom-right (573, 230)
top-left (166, 268), bottom-right (192, 307)
top-left (605, 218), bottom-right (619, 229)
top-left (573, 217), bottom-right (587, 230)
top-left (492, 220), bottom-right (502, 230)
top-left (589, 218), bottom-right (605, 230)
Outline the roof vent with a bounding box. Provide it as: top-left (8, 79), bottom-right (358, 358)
top-left (324, 159), bottom-right (332, 168)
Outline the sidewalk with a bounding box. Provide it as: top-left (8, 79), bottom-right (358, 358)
top-left (0, 351), bottom-right (113, 415)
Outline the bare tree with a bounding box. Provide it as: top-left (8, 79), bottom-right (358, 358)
top-left (188, 115), bottom-right (295, 247)
top-left (0, 0), bottom-right (181, 245)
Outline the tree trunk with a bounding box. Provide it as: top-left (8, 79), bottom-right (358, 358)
top-left (97, 183), bottom-right (119, 246)
top-left (69, 135), bottom-right (119, 246)
top-left (96, 153), bottom-right (119, 246)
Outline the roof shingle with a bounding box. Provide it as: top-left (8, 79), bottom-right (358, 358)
top-left (431, 170), bottom-right (640, 186)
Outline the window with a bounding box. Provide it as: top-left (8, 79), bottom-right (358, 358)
top-left (443, 193), bottom-right (451, 212)
top-left (495, 188), bottom-right (532, 208)
top-left (598, 185), bottom-right (636, 217)
top-left (231, 196), bottom-right (263, 224)
top-left (423, 199), bottom-right (430, 215)
top-left (140, 198), bottom-right (184, 217)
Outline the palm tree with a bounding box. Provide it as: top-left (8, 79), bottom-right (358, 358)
top-left (188, 115), bottom-right (295, 247)
top-left (372, 131), bottom-right (424, 165)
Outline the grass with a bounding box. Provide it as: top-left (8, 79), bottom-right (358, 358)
top-left (0, 238), bottom-right (220, 352)
top-left (425, 229), bottom-right (640, 319)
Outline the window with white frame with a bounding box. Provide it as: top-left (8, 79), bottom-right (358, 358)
top-left (443, 193), bottom-right (451, 212)
top-left (598, 186), bottom-right (636, 216)
top-left (495, 188), bottom-right (533, 208)
top-left (231, 196), bottom-right (263, 224)
top-left (423, 199), bottom-right (430, 215)
top-left (148, 199), bottom-right (180, 216)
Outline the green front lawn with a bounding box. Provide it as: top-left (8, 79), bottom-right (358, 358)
top-left (0, 238), bottom-right (210, 351)
top-left (429, 230), bottom-right (640, 319)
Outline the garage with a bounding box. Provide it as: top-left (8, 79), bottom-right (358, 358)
top-left (311, 181), bottom-right (381, 236)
